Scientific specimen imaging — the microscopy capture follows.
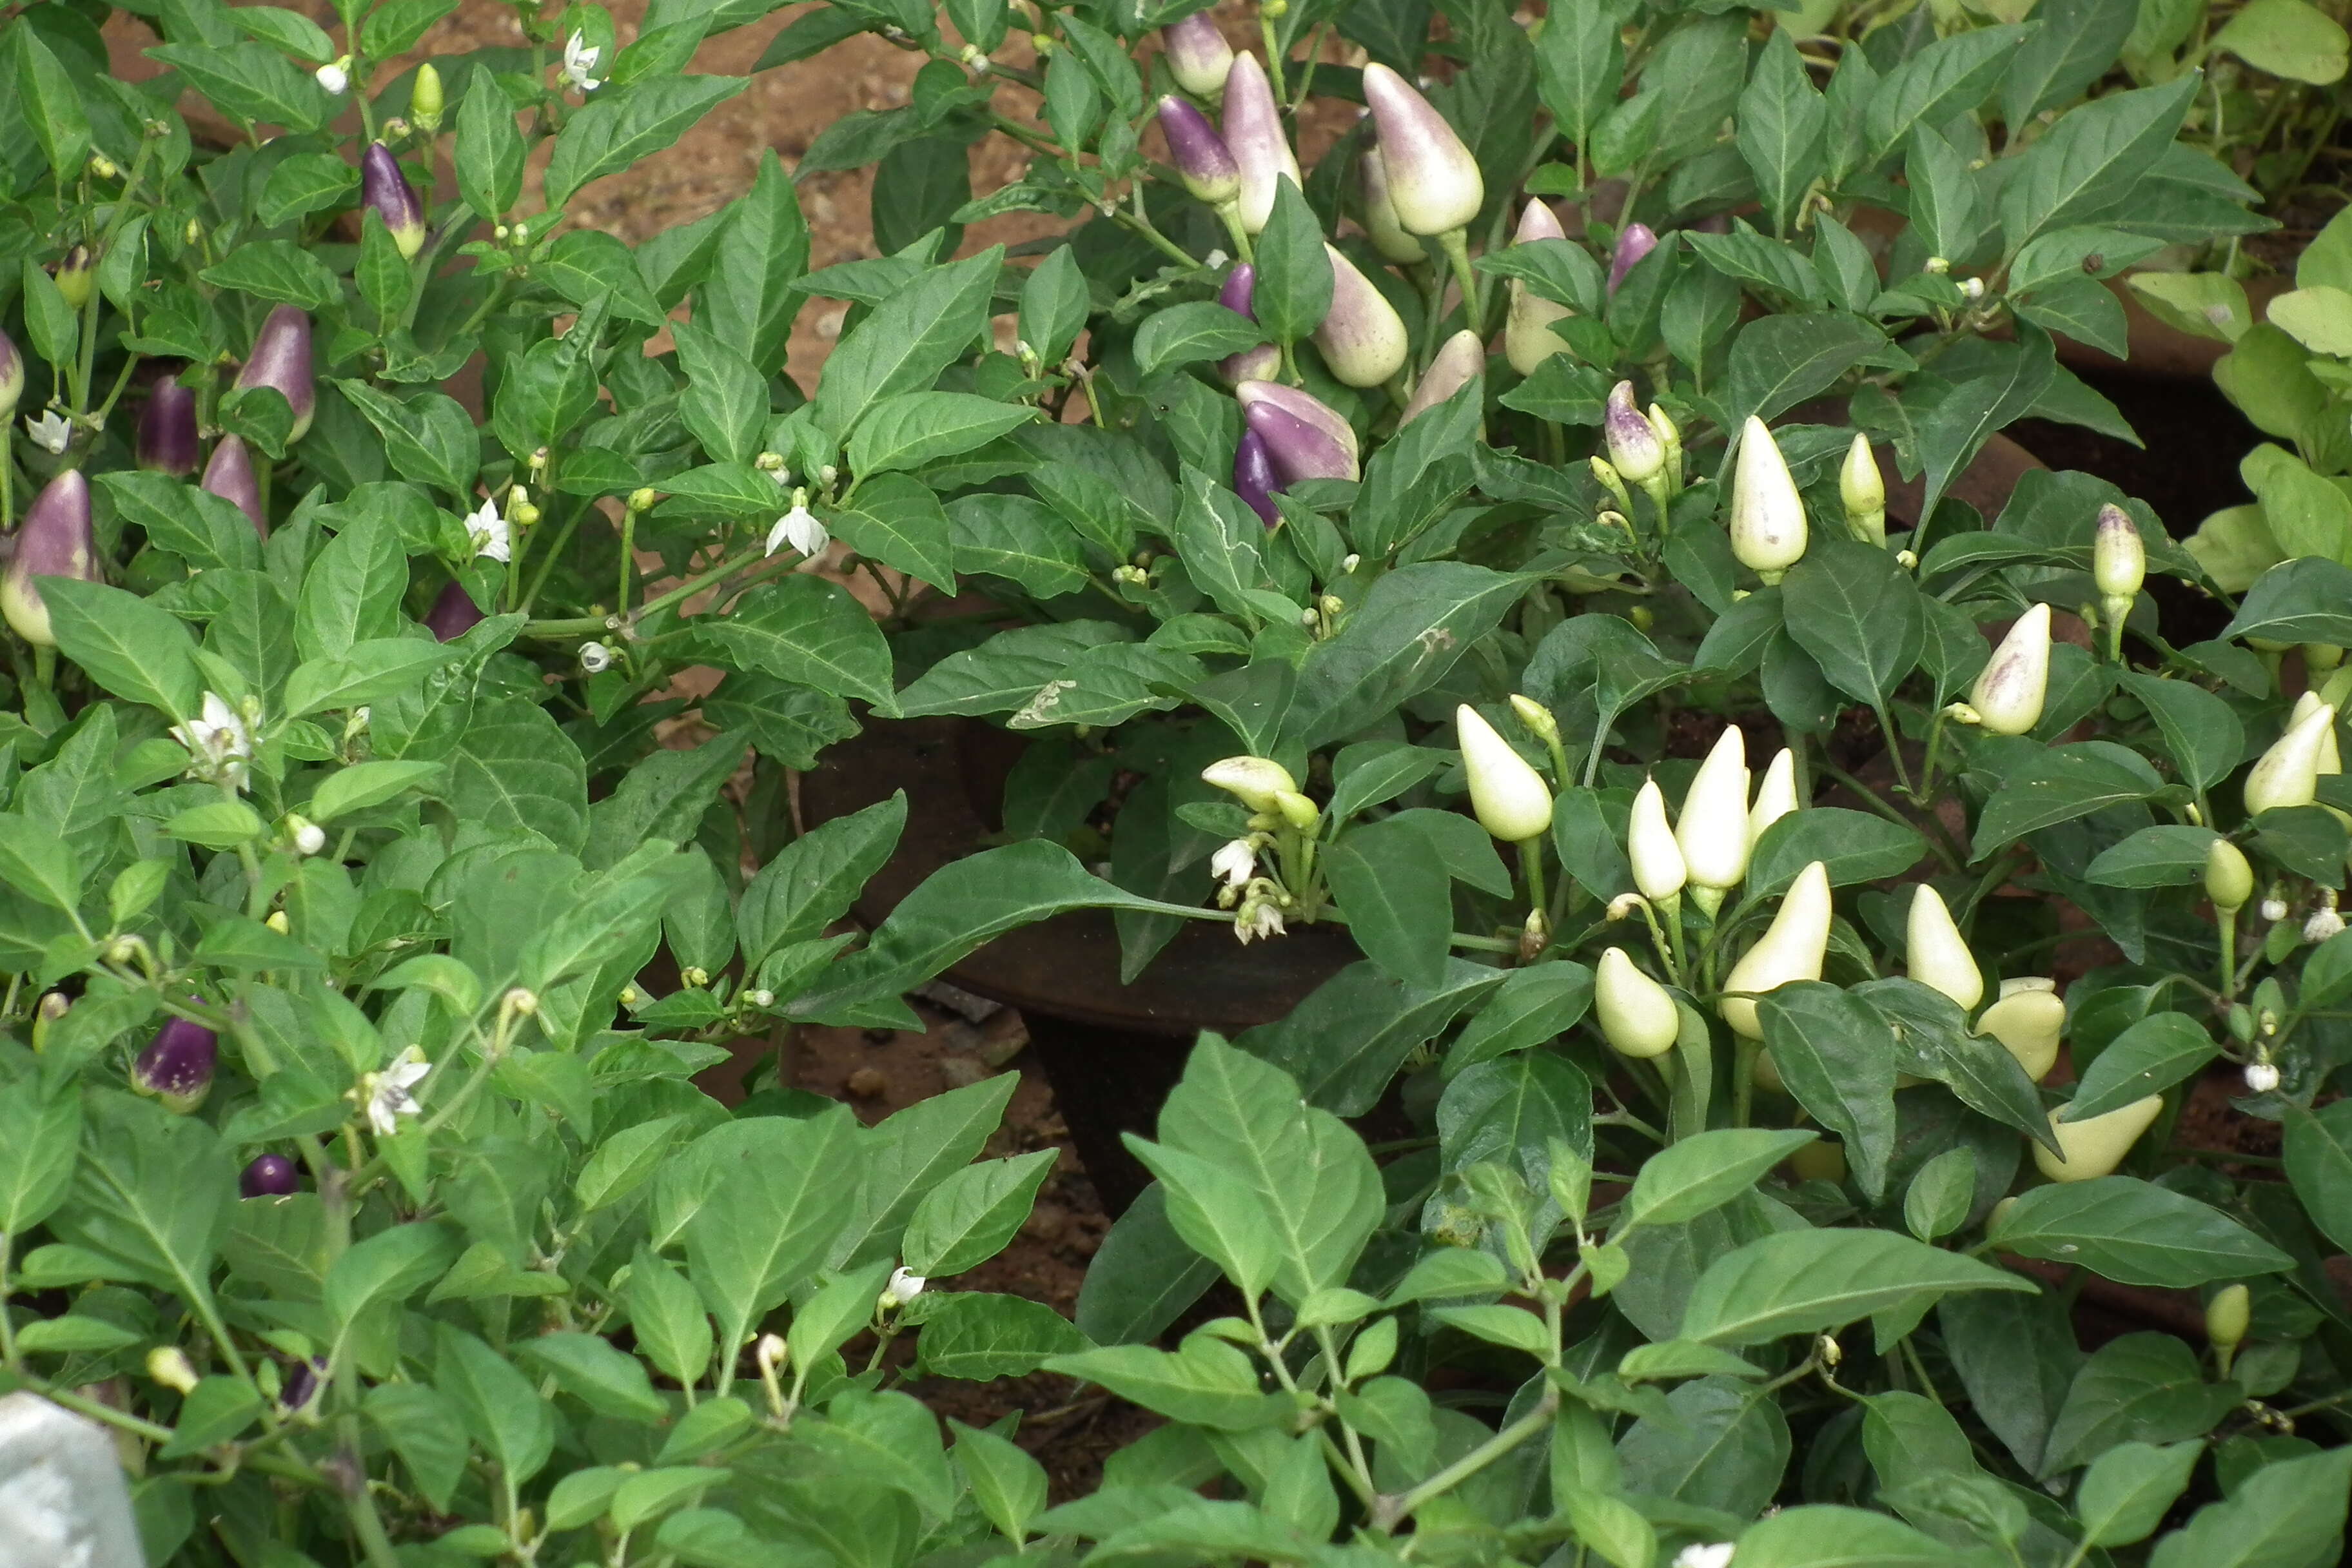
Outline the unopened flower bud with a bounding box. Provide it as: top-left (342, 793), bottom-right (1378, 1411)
top-left (316, 56), bottom-right (351, 95)
top-left (1729, 418), bottom-right (1806, 578)
top-left (288, 816), bottom-right (326, 856)
top-left (746, 988), bottom-right (774, 1008)
top-left (1456, 705), bottom-right (1553, 842)
top-left (2244, 1061), bottom-right (2281, 1094)
top-left (580, 641), bottom-right (613, 674)
top-left (1970, 603), bottom-right (2051, 736)
top-left (505, 986), bottom-right (538, 1015)
top-left (1594, 947), bottom-right (1677, 1058)
top-left (755, 1333), bottom-right (788, 1377)
top-left (2305, 896), bottom-right (2344, 944)
top-left (2262, 894), bottom-right (2290, 923)
top-left (1508, 694), bottom-right (1558, 747)
top-left (147, 1346), bottom-right (201, 1395)
top-left (1360, 64), bottom-right (1481, 235)
top-left (1202, 755), bottom-right (1298, 813)
top-left (680, 966), bottom-right (710, 988)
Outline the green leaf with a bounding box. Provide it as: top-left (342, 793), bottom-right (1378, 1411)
top-left (2079, 1440), bottom-right (2204, 1547)
top-left (1017, 245), bottom-right (1090, 367)
top-left (1047, 1338), bottom-right (1283, 1429)
top-left (1289, 563), bottom-right (1533, 750)
top-left (684, 576), bottom-right (898, 713)
top-left (921, 1294), bottom-right (1091, 1384)
top-left (2222, 556), bottom-right (2352, 645)
top-left (2147, 1444), bottom-right (2352, 1568)
top-left (1732, 1506), bottom-right (1959, 1568)
top-left (366, 1384), bottom-right (469, 1511)
top-left (333, 382), bottom-right (480, 496)
top-left (1074, 1186), bottom-right (1222, 1344)
top-left (1621, 1128), bottom-right (1818, 1232)
top-left (2069, 1012), bottom-right (2219, 1119)
top-left (0, 1082), bottom-right (80, 1235)
top-left (1758, 983), bottom-right (1899, 1199)
top-left (146, 41), bottom-right (329, 131)
top-left (8, 24), bottom-right (90, 182)
top-left (2284, 1099), bottom-right (2352, 1253)
top-left (326, 1219), bottom-right (464, 1333)
top-left (1719, 313), bottom-right (1888, 431)
top-left (436, 1323), bottom-right (556, 1485)
top-left (1781, 538), bottom-right (1924, 710)
top-left (739, 792), bottom-right (906, 971)
top-left (946, 493), bottom-right (1091, 600)
top-left (1251, 177), bottom-right (1332, 346)
top-left (447, 699), bottom-right (590, 854)
top-left (2213, 0), bottom-right (2351, 84)
top-left (1133, 301), bottom-right (1266, 378)
top-left (97, 471), bottom-right (263, 574)
top-left (55, 1094), bottom-right (236, 1313)
top-left (1238, 959), bottom-right (1506, 1116)
top-left (37, 578), bottom-right (202, 718)
top-left (1999, 75), bottom-right (2200, 246)
top-left (284, 640), bottom-right (463, 717)
top-left (824, 473), bottom-right (956, 593)
top-left (1321, 814), bottom-right (1452, 988)
top-left (625, 1246), bottom-right (714, 1391)
top-left (455, 63), bottom-right (524, 219)
top-left (950, 1417), bottom-right (1049, 1543)
top-left (1867, 23), bottom-right (2030, 155)
top-left (200, 240), bottom-right (341, 312)
top-left (1678, 1227), bottom-right (2033, 1345)
top-left (0, 811), bottom-right (80, 910)
top-left (1617, 1374), bottom-right (1790, 1519)
top-left (901, 1149), bottom-right (1057, 1277)
top-left (696, 150), bottom-right (808, 372)
top-left (308, 760), bottom-right (443, 822)
top-left (1970, 743), bottom-right (2168, 858)
top-left (544, 75), bottom-right (749, 209)
top-left (845, 391), bottom-right (1035, 475)
top-left (516, 1331), bottom-right (670, 1424)
top-left (1988, 1177), bottom-right (2292, 1287)
top-left (2004, 0), bottom-right (2139, 124)
top-left (672, 320), bottom-right (768, 465)
top-left (812, 246), bottom-right (1002, 438)
top-left (295, 511), bottom-right (406, 663)
top-left (1737, 30), bottom-right (1827, 236)
top-left (2042, 1332), bottom-right (2242, 1476)
top-left (683, 1108), bottom-right (864, 1371)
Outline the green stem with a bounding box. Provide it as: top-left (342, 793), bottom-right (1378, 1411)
top-left (1436, 228), bottom-right (1482, 338)
top-left (2219, 908), bottom-right (2239, 999)
top-left (616, 501), bottom-right (636, 617)
top-left (517, 498), bottom-right (585, 616)
top-left (1373, 1390), bottom-right (1557, 1532)
top-left (1733, 1037), bottom-right (1759, 1128)
top-left (1520, 836), bottom-right (1548, 942)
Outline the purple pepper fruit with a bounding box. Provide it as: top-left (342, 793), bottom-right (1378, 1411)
top-left (1157, 96), bottom-right (1240, 206)
top-left (1215, 264), bottom-right (1279, 386)
top-left (1, 469), bottom-right (97, 649)
top-left (362, 144), bottom-right (427, 260)
top-left (233, 306), bottom-right (314, 442)
top-left (1161, 12), bottom-right (1233, 98)
top-left (1609, 224), bottom-right (1659, 295)
top-left (138, 379), bottom-right (200, 477)
top-left (201, 435), bottom-right (266, 536)
top-left (1232, 428), bottom-right (1281, 525)
top-left (0, 328), bottom-right (22, 420)
top-left (425, 580), bottom-right (484, 642)
top-left (133, 1017), bottom-right (219, 1113)
top-left (241, 1154), bottom-right (300, 1198)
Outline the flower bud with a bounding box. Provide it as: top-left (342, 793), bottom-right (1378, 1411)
top-left (233, 306), bottom-right (315, 442)
top-left (1162, 12), bottom-right (1234, 97)
top-left (2244, 700), bottom-right (2337, 816)
top-left (2033, 1093), bottom-right (2163, 1182)
top-left (265, 910), bottom-right (289, 934)
top-left (1357, 142), bottom-right (1428, 265)
top-left (755, 1333), bottom-right (788, 1378)
top-left (52, 246), bottom-right (95, 310)
top-left (1607, 223), bottom-right (1658, 295)
top-left (1720, 860), bottom-right (1832, 1039)
top-left (2206, 1282), bottom-right (2250, 1352)
top-left (1359, 64), bottom-right (1482, 235)
top-left (1905, 883), bottom-right (1982, 1010)
top-left (1237, 380), bottom-right (1359, 483)
top-left (1594, 946), bottom-right (1678, 1059)
top-left (1157, 96), bottom-right (1240, 206)
top-left (147, 1346), bottom-right (201, 1395)
top-left (1505, 200), bottom-right (1573, 376)
top-left (580, 640), bottom-right (614, 675)
top-left (1, 469), bottom-right (97, 648)
top-left (1977, 979), bottom-right (2064, 1081)
top-left (1508, 693), bottom-right (1558, 747)
top-left (1456, 705), bottom-right (1553, 843)
top-left (1748, 747), bottom-right (1799, 849)
top-left (201, 434), bottom-right (267, 536)
top-left (1398, 329), bottom-right (1484, 427)
top-left (1729, 418), bottom-right (1807, 578)
top-left (2206, 838), bottom-right (2254, 914)
top-left (2262, 894), bottom-right (2289, 923)
top-left (1223, 54), bottom-right (1300, 235)
top-left (1969, 603), bottom-right (2051, 737)
top-left (1214, 265), bottom-right (1279, 386)
top-left (2307, 897), bottom-right (2345, 944)
top-left (133, 1016), bottom-right (219, 1113)
top-left (2291, 689), bottom-right (2342, 776)
top-left (410, 63), bottom-right (444, 130)
top-left (362, 143), bottom-right (427, 260)
top-left (425, 580), bottom-right (485, 642)
top-left (886, 1266), bottom-right (926, 1306)
top-left (1603, 382), bottom-right (1665, 487)
top-left (316, 56), bottom-right (349, 95)
top-left (2245, 1061), bottom-right (2281, 1093)
top-left (287, 815), bottom-right (326, 856)
top-left (0, 328), bottom-right (23, 420)
top-left (1839, 433), bottom-right (1885, 545)
top-left (137, 378), bottom-right (200, 476)
top-left (1315, 244), bottom-right (1409, 388)
top-left (240, 1154), bottom-right (300, 1197)
top-left (1232, 428), bottom-right (1281, 525)
top-left (1202, 755), bottom-right (1298, 812)
top-left (1678, 726), bottom-right (1750, 892)
top-left (2093, 504), bottom-right (2145, 601)
top-left (1628, 778), bottom-right (1686, 902)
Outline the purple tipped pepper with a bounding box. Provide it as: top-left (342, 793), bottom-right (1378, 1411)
top-left (138, 378), bottom-right (200, 476)
top-left (1223, 54), bottom-right (1300, 235)
top-left (1215, 264), bottom-right (1279, 386)
top-left (1608, 224), bottom-right (1659, 295)
top-left (240, 1154), bottom-right (300, 1197)
top-left (1235, 380), bottom-right (1359, 484)
top-left (133, 1016), bottom-right (219, 1113)
top-left (1161, 11), bottom-right (1233, 98)
top-left (52, 245), bottom-right (95, 310)
top-left (1156, 96), bottom-right (1240, 207)
top-left (426, 580), bottom-right (484, 642)
top-left (233, 306), bottom-right (314, 442)
top-left (202, 435), bottom-right (267, 536)
top-left (1357, 140), bottom-right (1429, 266)
top-left (281, 1356), bottom-right (328, 1412)
top-left (1358, 64), bottom-right (1482, 237)
top-left (1232, 428), bottom-right (1280, 525)
top-left (0, 328), bottom-right (22, 422)
top-left (362, 143), bottom-right (427, 260)
top-left (1314, 244), bottom-right (1409, 388)
top-left (1, 469), bottom-right (97, 648)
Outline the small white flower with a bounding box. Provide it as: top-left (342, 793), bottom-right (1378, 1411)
top-left (1959, 277), bottom-right (1985, 301)
top-left (2245, 1061), bottom-right (2282, 1094)
top-left (562, 31), bottom-right (602, 92)
top-left (754, 1332), bottom-right (788, 1375)
top-left (1204, 248), bottom-right (1230, 269)
top-left (25, 410), bottom-right (70, 454)
top-left (765, 495), bottom-right (829, 558)
top-left (2305, 897), bottom-right (2344, 944)
top-left (363, 1048), bottom-right (431, 1137)
top-left (1211, 838), bottom-right (1257, 892)
top-left (315, 57), bottom-right (350, 95)
top-left (887, 1266), bottom-right (926, 1305)
top-left (1235, 900), bottom-right (1287, 945)
top-left (350, 707), bottom-right (370, 730)
top-left (580, 640), bottom-right (613, 674)
top-left (170, 691), bottom-right (255, 792)
top-left (464, 496), bottom-right (511, 562)
top-left (1674, 1545), bottom-right (1736, 1568)
top-left (745, 988), bottom-right (775, 1008)
top-left (2262, 896), bottom-right (2291, 923)
top-left (291, 818), bottom-right (326, 856)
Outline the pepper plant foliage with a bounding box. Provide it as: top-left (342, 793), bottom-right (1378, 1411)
top-left (1, 0), bottom-right (2351, 1565)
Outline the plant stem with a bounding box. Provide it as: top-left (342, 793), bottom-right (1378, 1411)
top-left (1436, 228), bottom-right (1482, 338)
top-left (1373, 1389), bottom-right (1557, 1531)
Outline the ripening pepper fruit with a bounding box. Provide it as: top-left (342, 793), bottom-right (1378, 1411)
top-left (362, 143), bottom-right (427, 260)
top-left (1314, 244), bottom-right (1409, 388)
top-left (1357, 141), bottom-right (1429, 265)
top-left (2291, 689), bottom-right (2343, 777)
top-left (1721, 860), bottom-right (1832, 1039)
top-left (1235, 380), bottom-right (1358, 483)
top-left (1, 469), bottom-right (97, 648)
top-left (2244, 700), bottom-right (2337, 816)
top-left (1628, 778), bottom-right (1687, 903)
top-left (133, 1016), bottom-right (219, 1113)
top-left (1156, 97), bottom-right (1240, 206)
top-left (1201, 755), bottom-right (1298, 813)
top-left (233, 306), bottom-right (315, 442)
top-left (2206, 838), bottom-right (2255, 914)
top-left (0, 328), bottom-right (23, 421)
top-left (1222, 54), bottom-right (1298, 235)
top-left (137, 378), bottom-right (200, 477)
top-left (1505, 200), bottom-right (1573, 377)
top-left (1594, 946), bottom-right (1678, 1058)
top-left (1906, 883), bottom-right (1983, 1011)
top-left (1748, 746), bottom-right (1799, 849)
top-left (424, 580), bottom-right (485, 642)
top-left (1231, 427), bottom-right (1280, 525)
top-left (1456, 704), bottom-right (1553, 843)
top-left (409, 62), bottom-right (444, 130)
top-left (201, 434), bottom-right (267, 535)
top-left (2033, 1093), bottom-right (2164, 1182)
top-left (1606, 223), bottom-right (1657, 295)
top-left (1603, 381), bottom-right (1666, 487)
top-left (1359, 64), bottom-right (1482, 236)
top-left (1969, 603), bottom-right (2052, 737)
top-left (52, 245), bottom-right (95, 309)
top-left (2206, 1283), bottom-right (2250, 1359)
top-left (2093, 503), bottom-right (2144, 639)
top-left (1214, 265), bottom-right (1279, 386)
top-left (1677, 725), bottom-right (1750, 894)
top-left (1839, 433), bottom-right (1885, 546)
top-left (1398, 329), bottom-right (1484, 427)
top-left (1161, 12), bottom-right (1233, 97)
top-left (240, 1153), bottom-right (300, 1197)
top-left (1728, 418), bottom-right (1806, 579)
